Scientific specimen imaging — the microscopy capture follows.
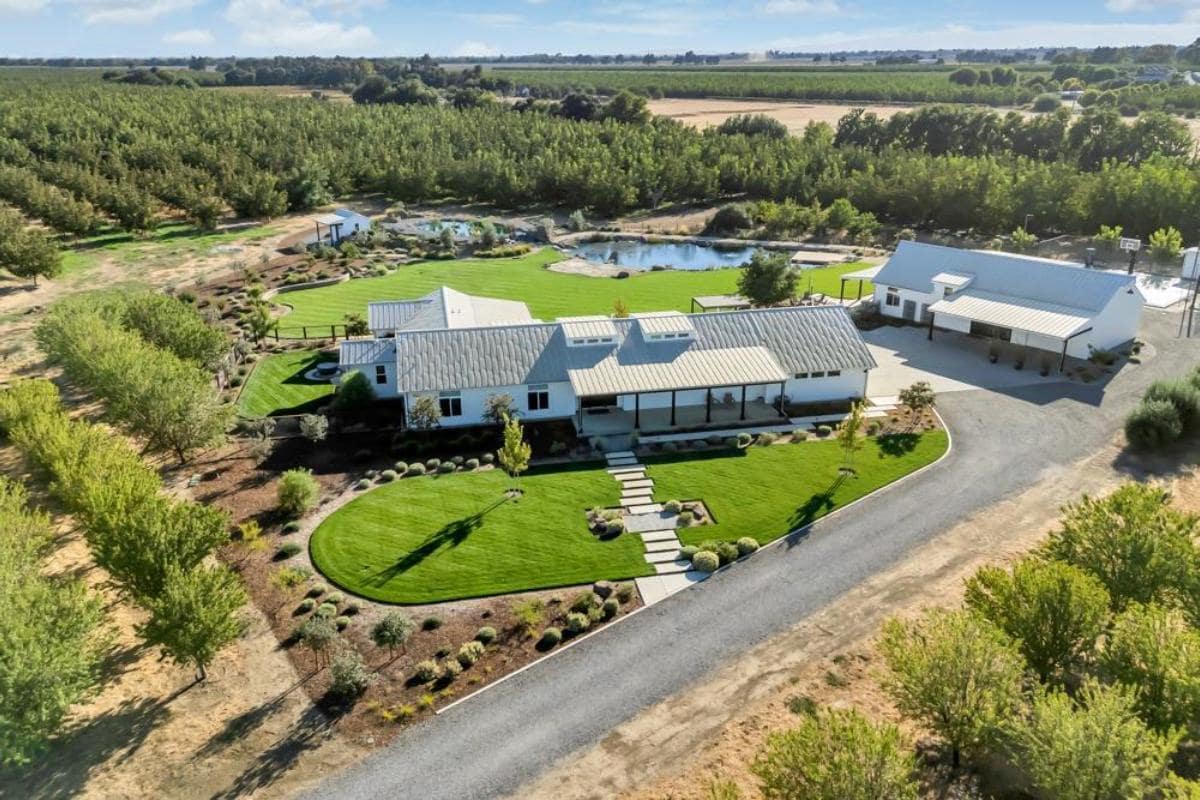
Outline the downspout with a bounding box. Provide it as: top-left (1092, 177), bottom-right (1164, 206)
top-left (1060, 326), bottom-right (1093, 372)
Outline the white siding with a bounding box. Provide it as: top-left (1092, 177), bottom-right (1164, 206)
top-left (342, 358), bottom-right (398, 397)
top-left (1077, 286), bottom-right (1142, 357)
top-left (875, 285), bottom-right (936, 322)
top-left (406, 381), bottom-right (575, 428)
top-left (784, 370), bottom-right (869, 403)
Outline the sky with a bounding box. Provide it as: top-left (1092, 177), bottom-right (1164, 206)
top-left (3, 0), bottom-right (1200, 59)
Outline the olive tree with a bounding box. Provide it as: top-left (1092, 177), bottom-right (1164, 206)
top-left (737, 251), bottom-right (795, 307)
top-left (1101, 603), bottom-right (1200, 732)
top-left (371, 611), bottom-right (415, 657)
top-left (139, 565), bottom-right (247, 682)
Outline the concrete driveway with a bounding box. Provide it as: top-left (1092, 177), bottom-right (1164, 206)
top-left (312, 311), bottom-right (1193, 800)
top-left (864, 324), bottom-right (1069, 397)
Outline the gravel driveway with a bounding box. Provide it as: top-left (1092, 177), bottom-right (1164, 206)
top-left (311, 309), bottom-right (1196, 800)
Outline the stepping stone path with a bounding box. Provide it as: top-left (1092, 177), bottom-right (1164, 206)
top-left (601, 449), bottom-right (712, 606)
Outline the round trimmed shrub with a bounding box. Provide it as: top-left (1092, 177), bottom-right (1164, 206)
top-left (676, 511), bottom-right (694, 528)
top-left (425, 458), bottom-right (441, 471)
top-left (413, 660), bottom-right (438, 683)
top-left (691, 550), bottom-right (720, 572)
top-left (1125, 399), bottom-right (1183, 450)
top-left (326, 591), bottom-right (344, 605)
top-left (282, 520), bottom-right (301, 534)
top-left (296, 598), bottom-right (316, 613)
top-left (736, 432), bottom-right (753, 447)
top-left (540, 627), bottom-right (562, 647)
top-left (393, 461), bottom-right (408, 473)
top-left (663, 499), bottom-right (683, 513)
top-left (475, 626), bottom-right (497, 644)
top-left (1145, 379), bottom-right (1200, 432)
top-left (791, 429), bottom-right (808, 442)
top-left (364, 469), bottom-right (378, 480)
top-left (465, 458), bottom-right (480, 470)
top-left (736, 537), bottom-right (760, 556)
top-left (354, 478), bottom-right (371, 490)
top-left (315, 602), bottom-right (337, 618)
top-left (335, 616), bottom-right (350, 631)
top-left (422, 616), bottom-right (443, 631)
top-left (481, 452), bottom-right (495, 464)
top-left (457, 640), bottom-right (485, 667)
top-left (307, 584), bottom-right (327, 598)
top-left (565, 612), bottom-right (590, 634)
top-left (439, 660), bottom-right (462, 682)
top-left (438, 462), bottom-right (455, 474)
top-left (616, 583), bottom-right (635, 604)
top-left (724, 437), bottom-right (739, 448)
top-left (276, 541), bottom-right (301, 559)
top-left (406, 463), bottom-right (427, 476)
top-left (451, 455), bottom-right (464, 466)
top-left (378, 469), bottom-right (397, 482)
top-left (602, 597), bottom-right (619, 619)
top-left (715, 541), bottom-right (740, 565)
top-left (816, 424), bottom-right (833, 437)
top-left (680, 545), bottom-right (699, 560)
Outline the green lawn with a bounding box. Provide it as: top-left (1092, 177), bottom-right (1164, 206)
top-left (278, 248), bottom-right (873, 327)
top-left (237, 350), bottom-right (334, 417)
top-left (648, 431), bottom-right (950, 547)
top-left (309, 465), bottom-right (654, 604)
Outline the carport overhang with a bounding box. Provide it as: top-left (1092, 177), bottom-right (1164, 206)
top-left (925, 307), bottom-right (1094, 373)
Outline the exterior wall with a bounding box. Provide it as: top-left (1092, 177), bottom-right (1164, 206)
top-left (616, 386), bottom-right (766, 412)
top-left (342, 359), bottom-right (398, 397)
top-left (784, 370), bottom-right (869, 403)
top-left (1077, 288), bottom-right (1142, 357)
top-left (874, 285), bottom-right (936, 322)
top-left (406, 381), bottom-right (575, 428)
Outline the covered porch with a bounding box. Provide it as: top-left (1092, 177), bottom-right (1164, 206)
top-left (575, 382), bottom-right (788, 435)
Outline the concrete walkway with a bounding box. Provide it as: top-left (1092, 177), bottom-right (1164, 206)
top-left (602, 450), bottom-right (707, 605)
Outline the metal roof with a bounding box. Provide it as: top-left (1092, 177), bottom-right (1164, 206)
top-left (568, 346), bottom-right (785, 396)
top-left (691, 294), bottom-right (751, 310)
top-left (339, 338), bottom-right (396, 365)
top-left (635, 311), bottom-right (695, 336)
top-left (368, 287), bottom-right (532, 333)
top-left (381, 305), bottom-right (875, 395)
top-left (928, 289), bottom-right (1093, 339)
top-left (313, 213), bottom-right (345, 225)
top-left (560, 316), bottom-right (619, 339)
top-left (876, 241), bottom-right (1137, 312)
top-left (932, 271), bottom-right (974, 288)
top-left (840, 264), bottom-right (883, 282)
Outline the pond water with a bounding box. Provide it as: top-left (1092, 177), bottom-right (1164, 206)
top-left (571, 240), bottom-right (761, 271)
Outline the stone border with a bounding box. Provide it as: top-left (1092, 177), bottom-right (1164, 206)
top-left (262, 273), bottom-right (350, 300)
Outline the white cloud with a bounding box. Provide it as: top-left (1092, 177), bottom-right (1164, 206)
top-left (761, 0), bottom-right (840, 14)
top-left (163, 27), bottom-right (214, 45)
top-left (225, 0), bottom-right (375, 51)
top-left (458, 12), bottom-right (523, 26)
top-left (74, 0), bottom-right (196, 25)
top-left (765, 20), bottom-right (1200, 51)
top-left (452, 40), bottom-right (500, 56)
top-left (1105, 0), bottom-right (1192, 11)
top-left (0, 0), bottom-right (48, 13)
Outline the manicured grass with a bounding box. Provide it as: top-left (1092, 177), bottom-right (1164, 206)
top-left (309, 465), bottom-right (653, 604)
top-left (649, 431), bottom-right (949, 548)
top-left (237, 350), bottom-right (334, 417)
top-left (278, 248), bottom-right (873, 328)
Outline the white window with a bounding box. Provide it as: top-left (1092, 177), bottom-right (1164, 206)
top-left (527, 384), bottom-right (550, 411)
top-left (943, 286), bottom-right (953, 298)
top-left (885, 288), bottom-right (900, 307)
top-left (438, 392), bottom-right (462, 417)
top-left (374, 365), bottom-right (387, 385)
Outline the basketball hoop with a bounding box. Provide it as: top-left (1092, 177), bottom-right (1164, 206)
top-left (1119, 237), bottom-right (1141, 253)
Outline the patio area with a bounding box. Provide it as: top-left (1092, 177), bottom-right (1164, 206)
top-left (577, 399), bottom-right (786, 435)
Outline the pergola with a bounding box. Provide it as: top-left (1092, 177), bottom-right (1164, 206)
top-left (313, 213), bottom-right (347, 245)
top-left (837, 264), bottom-right (883, 303)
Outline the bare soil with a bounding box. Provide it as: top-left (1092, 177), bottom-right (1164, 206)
top-left (516, 435), bottom-right (1199, 800)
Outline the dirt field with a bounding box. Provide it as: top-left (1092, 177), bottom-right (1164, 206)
top-left (515, 434), bottom-right (1199, 800)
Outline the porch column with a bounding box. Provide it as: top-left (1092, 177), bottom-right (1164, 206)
top-left (838, 278), bottom-right (846, 303)
top-left (778, 381), bottom-right (786, 416)
top-left (927, 312), bottom-right (935, 341)
top-left (634, 393), bottom-right (640, 430)
top-left (577, 397), bottom-right (583, 432)
top-left (705, 388), bottom-right (712, 423)
top-left (740, 385), bottom-right (747, 421)
top-left (670, 390), bottom-right (676, 427)
top-left (1059, 338), bottom-right (1069, 373)
top-left (858, 279), bottom-right (865, 300)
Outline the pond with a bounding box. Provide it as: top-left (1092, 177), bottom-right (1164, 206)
top-left (571, 239), bottom-right (761, 271)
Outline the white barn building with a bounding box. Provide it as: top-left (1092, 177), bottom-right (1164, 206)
top-left (310, 208), bottom-right (371, 246)
top-left (872, 241), bottom-right (1143, 367)
top-left (339, 288), bottom-right (876, 434)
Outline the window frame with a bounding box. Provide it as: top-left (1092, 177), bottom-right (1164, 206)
top-left (374, 364), bottom-right (387, 385)
top-left (438, 391), bottom-right (463, 417)
top-left (885, 287), bottom-right (901, 307)
top-left (527, 384), bottom-right (550, 412)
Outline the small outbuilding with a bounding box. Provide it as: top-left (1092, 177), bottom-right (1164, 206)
top-left (872, 241), bottom-right (1143, 367)
top-left (311, 208), bottom-right (371, 246)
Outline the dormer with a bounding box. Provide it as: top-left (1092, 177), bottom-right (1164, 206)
top-left (561, 316), bottom-right (619, 347)
top-left (931, 271), bottom-right (974, 299)
top-left (635, 311), bottom-right (694, 342)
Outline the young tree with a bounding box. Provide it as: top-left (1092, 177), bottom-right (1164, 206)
top-left (1010, 226), bottom-right (1037, 252)
top-left (334, 369), bottom-right (376, 413)
top-left (497, 414), bottom-right (532, 490)
top-left (139, 564), bottom-right (247, 682)
top-left (299, 413), bottom-right (329, 444)
top-left (897, 381), bottom-right (935, 428)
top-left (964, 557), bottom-right (1109, 683)
top-left (482, 393), bottom-right (518, 426)
top-left (1149, 226), bottom-right (1183, 264)
top-left (407, 394), bottom-right (442, 429)
top-left (737, 251), bottom-right (796, 307)
top-left (837, 401), bottom-right (864, 473)
top-left (298, 616), bottom-right (338, 669)
top-left (0, 227), bottom-right (63, 287)
top-left (277, 468), bottom-right (320, 518)
top-left (1013, 682), bottom-right (1181, 800)
top-left (878, 609), bottom-right (1025, 767)
top-left (438, 225), bottom-right (455, 253)
top-left (1044, 483), bottom-right (1198, 612)
top-left (243, 301), bottom-right (276, 342)
top-left (751, 708), bottom-right (919, 800)
top-left (343, 312), bottom-right (369, 337)
top-left (1101, 603), bottom-right (1200, 732)
top-left (328, 648), bottom-right (374, 701)
top-left (371, 611), bottom-right (415, 658)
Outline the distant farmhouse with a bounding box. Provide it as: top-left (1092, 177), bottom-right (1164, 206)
top-left (340, 288), bottom-right (875, 433)
top-left (872, 241), bottom-right (1143, 367)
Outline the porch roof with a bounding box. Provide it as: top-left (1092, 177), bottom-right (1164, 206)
top-left (567, 345), bottom-right (787, 397)
top-left (928, 289), bottom-right (1093, 340)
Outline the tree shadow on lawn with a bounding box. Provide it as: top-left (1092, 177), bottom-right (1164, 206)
top-left (876, 432), bottom-right (920, 457)
top-left (786, 472), bottom-right (851, 537)
top-left (365, 496), bottom-right (510, 587)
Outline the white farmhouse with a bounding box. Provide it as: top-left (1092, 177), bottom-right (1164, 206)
top-left (310, 208), bottom-right (371, 246)
top-left (872, 241), bottom-right (1143, 367)
top-left (339, 288), bottom-right (876, 434)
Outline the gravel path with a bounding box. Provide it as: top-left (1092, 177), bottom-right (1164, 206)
top-left (311, 310), bottom-right (1196, 800)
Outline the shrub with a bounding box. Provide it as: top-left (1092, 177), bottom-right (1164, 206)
top-left (664, 499), bottom-right (683, 513)
top-left (393, 461), bottom-right (408, 473)
top-left (791, 429), bottom-right (808, 442)
top-left (512, 599), bottom-right (546, 635)
top-left (439, 660), bottom-right (462, 682)
top-left (276, 541), bottom-right (301, 559)
top-left (736, 537), bottom-right (760, 556)
top-left (413, 660), bottom-right (439, 683)
top-left (707, 203), bottom-right (754, 233)
top-left (354, 478), bottom-right (371, 490)
top-left (1145, 379), bottom-right (1200, 432)
top-left (540, 627), bottom-right (562, 647)
top-left (378, 469), bottom-right (397, 482)
top-left (308, 584), bottom-right (328, 598)
top-left (406, 463), bottom-right (426, 476)
top-left (343, 601), bottom-right (361, 615)
top-left (438, 462), bottom-right (455, 474)
top-left (277, 468), bottom-right (319, 517)
top-left (604, 520), bottom-right (624, 536)
top-left (680, 545), bottom-right (699, 560)
top-left (1033, 93), bottom-right (1062, 112)
top-left (272, 566), bottom-right (309, 589)
top-left (707, 540), bottom-right (740, 565)
top-left (570, 590), bottom-right (599, 613)
top-left (282, 520), bottom-right (301, 534)
top-left (315, 602), bottom-right (337, 618)
top-left (736, 432), bottom-right (753, 447)
top-left (676, 510), bottom-right (694, 527)
top-left (422, 616), bottom-right (443, 631)
top-left (692, 550), bottom-right (720, 572)
top-left (756, 432), bottom-right (779, 446)
top-left (816, 424), bottom-right (833, 437)
top-left (328, 649), bottom-right (373, 700)
top-left (724, 437), bottom-right (739, 448)
top-left (602, 598), bottom-right (619, 619)
top-left (475, 626), bottom-right (497, 644)
top-left (296, 597), bottom-right (316, 613)
top-left (1090, 348), bottom-right (1118, 366)
top-left (465, 458), bottom-right (479, 470)
top-left (481, 452), bottom-right (495, 464)
top-left (1125, 399), bottom-right (1183, 450)
top-left (335, 616), bottom-right (350, 631)
top-left (565, 612), bottom-right (590, 634)
top-left (457, 640), bottom-right (485, 667)
top-left (616, 583), bottom-right (635, 604)
top-left (425, 458), bottom-right (440, 471)
top-left (326, 591), bottom-right (344, 605)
